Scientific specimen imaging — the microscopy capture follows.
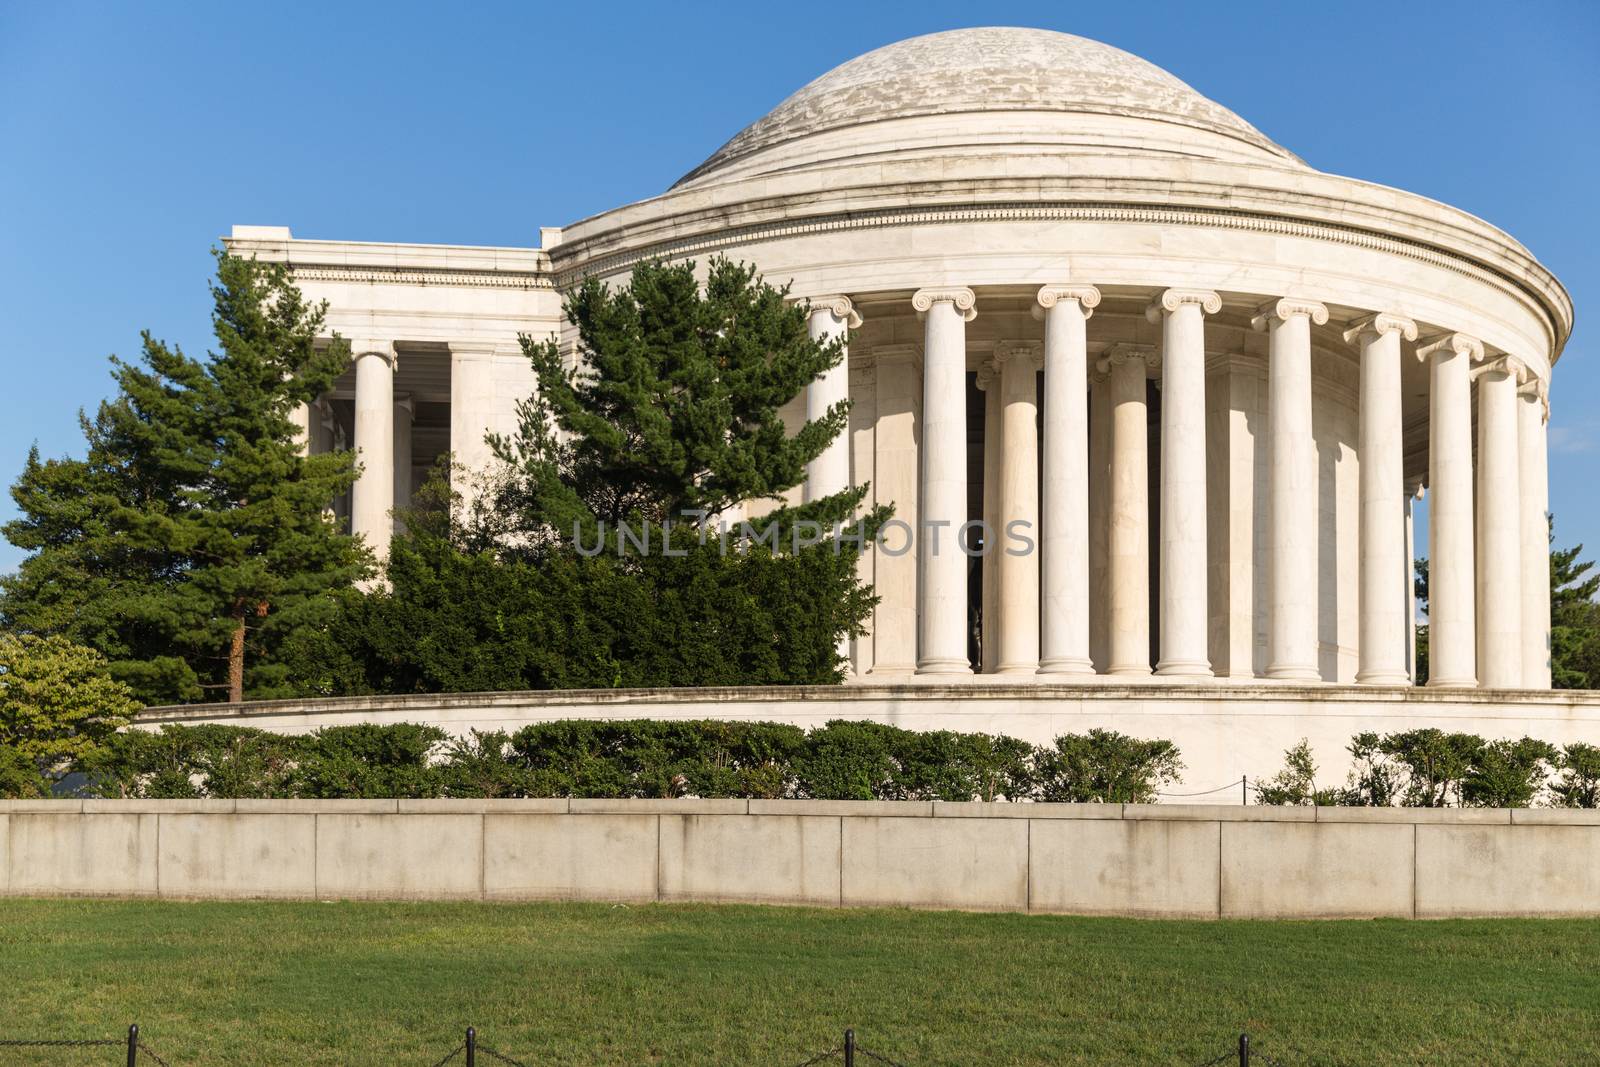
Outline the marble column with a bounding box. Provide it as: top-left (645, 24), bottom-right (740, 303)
top-left (1036, 285), bottom-right (1099, 676)
top-left (1150, 289), bottom-right (1219, 677)
top-left (805, 296), bottom-right (860, 503)
top-left (912, 287), bottom-right (976, 675)
top-left (869, 345), bottom-right (922, 675)
top-left (1255, 298), bottom-right (1329, 681)
top-left (393, 395), bottom-right (415, 519)
top-left (1347, 313), bottom-right (1417, 684)
top-left (978, 360), bottom-right (1002, 673)
top-left (995, 340), bottom-right (1042, 674)
top-left (450, 341), bottom-right (500, 511)
top-left (1519, 379), bottom-right (1552, 688)
top-left (292, 403), bottom-right (314, 457)
top-left (1417, 332), bottom-right (1483, 687)
top-left (352, 343), bottom-right (396, 561)
top-left (1477, 356), bottom-right (1524, 688)
top-left (1103, 344), bottom-right (1157, 676)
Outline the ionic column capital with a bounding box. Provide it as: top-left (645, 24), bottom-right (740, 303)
top-left (1415, 331), bottom-right (1484, 364)
top-left (1342, 312), bottom-right (1418, 346)
top-left (1146, 288), bottom-right (1221, 323)
top-left (994, 339), bottom-right (1044, 371)
top-left (1471, 354), bottom-right (1527, 384)
top-left (1096, 342), bottom-right (1160, 379)
top-left (350, 340), bottom-right (398, 368)
top-left (975, 358), bottom-right (999, 391)
top-left (1518, 375), bottom-right (1551, 423)
top-left (805, 294), bottom-right (863, 329)
top-left (1251, 298), bottom-right (1329, 331)
top-left (394, 394), bottom-right (415, 418)
top-left (1035, 284), bottom-right (1101, 320)
top-left (912, 286), bottom-right (977, 322)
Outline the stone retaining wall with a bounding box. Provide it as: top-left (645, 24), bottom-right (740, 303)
top-left (3, 800), bottom-right (1598, 918)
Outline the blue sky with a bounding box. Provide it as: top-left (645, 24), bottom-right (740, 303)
top-left (1, 0), bottom-right (1596, 574)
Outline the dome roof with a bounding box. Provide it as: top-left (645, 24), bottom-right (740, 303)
top-left (675, 27), bottom-right (1303, 189)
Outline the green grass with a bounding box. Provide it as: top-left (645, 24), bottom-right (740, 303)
top-left (1, 900), bottom-right (1596, 1066)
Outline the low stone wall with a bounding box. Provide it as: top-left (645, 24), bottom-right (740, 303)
top-left (137, 682), bottom-right (1600, 802)
top-left (3, 800), bottom-right (1598, 919)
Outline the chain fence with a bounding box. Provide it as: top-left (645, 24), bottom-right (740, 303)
top-left (1, 1024), bottom-right (1291, 1065)
top-left (0, 1025), bottom-right (169, 1067)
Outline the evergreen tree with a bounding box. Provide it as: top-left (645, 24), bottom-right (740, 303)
top-left (1548, 526), bottom-right (1600, 688)
top-left (2, 253), bottom-right (368, 703)
top-left (493, 256), bottom-right (871, 546)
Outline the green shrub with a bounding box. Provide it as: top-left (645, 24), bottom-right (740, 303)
top-left (1254, 740), bottom-right (1347, 806)
top-left (1032, 729), bottom-right (1182, 804)
top-left (1462, 737), bottom-right (1560, 808)
top-left (290, 723), bottom-right (448, 799)
top-left (1552, 742), bottom-right (1600, 808)
top-left (0, 743), bottom-right (47, 798)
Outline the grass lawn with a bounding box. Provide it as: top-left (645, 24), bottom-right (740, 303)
top-left (0, 900), bottom-right (1596, 1066)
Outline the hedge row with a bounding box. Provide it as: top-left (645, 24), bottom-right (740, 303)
top-left (1257, 730), bottom-right (1600, 808)
top-left (76, 720), bottom-right (1183, 803)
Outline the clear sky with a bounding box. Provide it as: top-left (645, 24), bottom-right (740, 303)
top-left (1, 0), bottom-right (1596, 574)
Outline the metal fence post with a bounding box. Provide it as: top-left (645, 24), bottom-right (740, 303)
top-left (1238, 1032), bottom-right (1249, 1066)
top-left (127, 1024), bottom-right (139, 1067)
top-left (844, 1028), bottom-right (854, 1067)
top-left (1241, 775), bottom-right (1248, 804)
top-left (466, 1026), bottom-right (476, 1067)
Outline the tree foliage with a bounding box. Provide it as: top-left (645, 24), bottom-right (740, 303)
top-left (0, 633), bottom-right (141, 795)
top-left (1, 253), bottom-right (368, 704)
top-left (294, 257), bottom-right (887, 691)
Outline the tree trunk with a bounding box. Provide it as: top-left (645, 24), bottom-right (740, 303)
top-left (227, 601), bottom-right (247, 703)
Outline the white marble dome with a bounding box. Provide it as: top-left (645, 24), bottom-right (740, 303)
top-left (675, 27), bottom-right (1305, 188)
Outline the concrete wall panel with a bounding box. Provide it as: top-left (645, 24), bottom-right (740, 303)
top-left (1222, 821), bottom-right (1413, 918)
top-left (841, 816), bottom-right (1027, 910)
top-left (9, 813), bottom-right (157, 897)
top-left (1416, 824), bottom-right (1600, 918)
top-left (158, 814), bottom-right (316, 899)
top-left (315, 813), bottom-right (482, 899)
top-left (483, 814), bottom-right (657, 902)
top-left (659, 814), bottom-right (840, 905)
top-left (1030, 817), bottom-right (1219, 918)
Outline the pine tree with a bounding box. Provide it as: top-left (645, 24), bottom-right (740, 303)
top-left (493, 256), bottom-right (867, 544)
top-left (2, 252), bottom-right (368, 703)
top-left (1549, 522), bottom-right (1600, 688)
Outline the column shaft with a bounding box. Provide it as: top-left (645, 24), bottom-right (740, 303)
top-left (1350, 316), bottom-right (1415, 684)
top-left (1519, 383), bottom-right (1552, 688)
top-left (450, 342), bottom-right (499, 509)
top-left (352, 345), bottom-right (396, 561)
top-left (805, 298), bottom-right (858, 502)
top-left (867, 346), bottom-right (921, 675)
top-left (1477, 360), bottom-right (1522, 688)
top-left (1422, 333), bottom-right (1481, 687)
top-left (996, 342), bottom-right (1041, 673)
top-left (913, 288), bottom-right (975, 674)
top-left (1038, 286), bottom-right (1097, 675)
top-left (1152, 290), bottom-right (1217, 676)
top-left (1258, 299), bottom-right (1327, 680)
top-left (1106, 348), bottom-right (1152, 676)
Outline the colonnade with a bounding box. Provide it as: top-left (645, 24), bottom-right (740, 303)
top-left (306, 340), bottom-right (510, 565)
top-left (804, 286), bottom-right (1553, 689)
